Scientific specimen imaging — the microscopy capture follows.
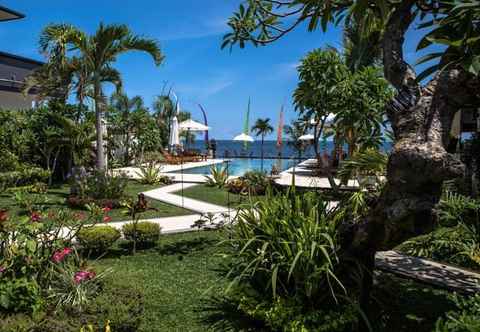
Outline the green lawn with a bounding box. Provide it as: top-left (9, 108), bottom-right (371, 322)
top-left (93, 231), bottom-right (228, 332)
top-left (175, 184), bottom-right (263, 207)
top-left (91, 230), bottom-right (457, 332)
top-left (0, 181), bottom-right (192, 221)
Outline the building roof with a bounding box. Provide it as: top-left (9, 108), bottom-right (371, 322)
top-left (0, 51), bottom-right (44, 94)
top-left (0, 5), bottom-right (25, 22)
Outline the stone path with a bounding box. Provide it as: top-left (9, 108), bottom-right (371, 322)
top-left (376, 251), bottom-right (480, 294)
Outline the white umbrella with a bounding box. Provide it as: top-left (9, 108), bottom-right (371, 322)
top-left (179, 119), bottom-right (210, 131)
top-left (233, 133), bottom-right (254, 142)
top-left (298, 134), bottom-right (314, 141)
top-left (169, 115), bottom-right (180, 146)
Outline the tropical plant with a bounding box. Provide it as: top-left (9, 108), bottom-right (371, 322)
top-left (227, 170), bottom-right (271, 195)
top-left (109, 92), bottom-right (146, 165)
top-left (337, 148), bottom-right (388, 187)
top-left (77, 226), bottom-right (121, 254)
top-left (434, 293), bottom-right (480, 332)
top-left (223, 2), bottom-right (480, 311)
top-left (136, 162), bottom-right (164, 185)
top-left (205, 165), bottom-right (229, 188)
top-left (225, 190), bottom-right (346, 304)
top-left (37, 23), bottom-right (164, 169)
top-left (283, 120), bottom-right (308, 160)
top-left (335, 67), bottom-right (393, 155)
top-left (251, 118), bottom-right (274, 171)
top-left (293, 49), bottom-right (348, 167)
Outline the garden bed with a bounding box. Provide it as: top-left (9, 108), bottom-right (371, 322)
top-left (0, 180), bottom-right (192, 222)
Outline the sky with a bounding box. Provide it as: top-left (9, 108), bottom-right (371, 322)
top-left (1, 0), bottom-right (430, 139)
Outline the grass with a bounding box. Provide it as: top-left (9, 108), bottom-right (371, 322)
top-left (175, 184), bottom-right (263, 207)
top-left (93, 231), bottom-right (229, 332)
top-left (90, 230), bottom-right (458, 332)
top-left (0, 180), bottom-right (192, 221)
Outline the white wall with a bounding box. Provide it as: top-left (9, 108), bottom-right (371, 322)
top-left (0, 90), bottom-right (35, 110)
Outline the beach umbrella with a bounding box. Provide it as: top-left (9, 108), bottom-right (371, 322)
top-left (233, 133), bottom-right (254, 142)
top-left (298, 134), bottom-right (314, 141)
top-left (179, 119), bottom-right (210, 131)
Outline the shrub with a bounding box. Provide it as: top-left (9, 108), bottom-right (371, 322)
top-left (77, 226), bottom-right (121, 253)
top-left (205, 165), bottom-right (228, 188)
top-left (137, 162), bottom-right (164, 185)
top-left (70, 170), bottom-right (127, 201)
top-left (0, 278), bottom-right (43, 314)
top-left (0, 167), bottom-right (50, 190)
top-left (226, 190), bottom-right (343, 303)
top-left (0, 149), bottom-right (21, 172)
top-left (227, 170), bottom-right (272, 195)
top-left (122, 222), bottom-right (161, 247)
top-left (434, 294), bottom-right (480, 331)
top-left (92, 283), bottom-right (144, 332)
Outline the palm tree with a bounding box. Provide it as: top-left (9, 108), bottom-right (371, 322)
top-left (110, 92), bottom-right (145, 165)
top-left (251, 118), bottom-right (274, 171)
top-left (38, 23), bottom-right (164, 170)
top-left (283, 120), bottom-right (308, 160)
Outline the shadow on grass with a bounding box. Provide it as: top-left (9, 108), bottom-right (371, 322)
top-left (155, 237), bottom-right (218, 256)
top-left (198, 295), bottom-right (268, 332)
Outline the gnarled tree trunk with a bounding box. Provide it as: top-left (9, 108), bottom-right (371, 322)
top-left (345, 0), bottom-right (480, 309)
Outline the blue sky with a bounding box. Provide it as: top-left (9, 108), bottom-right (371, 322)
top-left (2, 1), bottom-right (430, 139)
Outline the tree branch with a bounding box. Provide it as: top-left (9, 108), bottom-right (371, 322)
top-left (382, 0), bottom-right (419, 92)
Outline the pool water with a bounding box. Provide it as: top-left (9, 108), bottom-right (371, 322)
top-left (170, 158), bottom-right (298, 176)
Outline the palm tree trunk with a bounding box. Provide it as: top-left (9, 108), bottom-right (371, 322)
top-left (94, 81), bottom-right (106, 170)
top-left (261, 135), bottom-right (264, 171)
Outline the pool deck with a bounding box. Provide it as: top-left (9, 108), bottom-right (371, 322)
top-left (275, 159), bottom-right (360, 189)
top-left (115, 159), bottom-right (226, 183)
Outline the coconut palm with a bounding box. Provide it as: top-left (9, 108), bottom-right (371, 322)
top-left (251, 118), bottom-right (274, 171)
top-left (38, 23), bottom-right (164, 170)
top-left (283, 120), bottom-right (308, 160)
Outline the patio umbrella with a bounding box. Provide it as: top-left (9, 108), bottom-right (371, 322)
top-left (169, 115), bottom-right (180, 147)
top-left (233, 133), bottom-right (254, 142)
top-left (179, 119), bottom-right (210, 131)
top-left (298, 134), bottom-right (314, 141)
top-left (179, 119), bottom-right (210, 150)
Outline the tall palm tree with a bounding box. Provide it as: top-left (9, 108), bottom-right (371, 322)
top-left (251, 118), bottom-right (274, 171)
top-left (38, 23), bottom-right (164, 170)
top-left (283, 120), bottom-right (308, 160)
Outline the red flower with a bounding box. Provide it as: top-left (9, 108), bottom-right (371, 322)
top-left (102, 206), bottom-right (112, 213)
top-left (30, 212), bottom-right (42, 222)
top-left (74, 270), bottom-right (96, 284)
top-left (51, 247), bottom-right (73, 263)
top-left (103, 216), bottom-right (112, 223)
top-left (0, 210), bottom-right (7, 222)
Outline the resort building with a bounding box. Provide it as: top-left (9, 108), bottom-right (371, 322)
top-left (0, 5), bottom-right (43, 110)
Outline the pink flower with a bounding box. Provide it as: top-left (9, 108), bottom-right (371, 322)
top-left (0, 266), bottom-right (5, 273)
top-left (51, 247), bottom-right (73, 263)
top-left (30, 212), bottom-right (42, 222)
top-left (74, 270), bottom-right (96, 284)
top-left (102, 206), bottom-right (112, 213)
top-left (103, 216), bottom-right (112, 223)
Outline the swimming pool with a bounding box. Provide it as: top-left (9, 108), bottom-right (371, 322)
top-left (170, 158), bottom-right (298, 176)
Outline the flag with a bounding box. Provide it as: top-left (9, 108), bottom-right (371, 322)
top-left (198, 104), bottom-right (209, 143)
top-left (276, 105), bottom-right (284, 149)
top-left (243, 98), bottom-right (251, 149)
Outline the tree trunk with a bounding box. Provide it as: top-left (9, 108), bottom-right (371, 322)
top-left (95, 81), bottom-right (106, 170)
top-left (344, 0), bottom-right (479, 310)
top-left (261, 135), bottom-right (264, 171)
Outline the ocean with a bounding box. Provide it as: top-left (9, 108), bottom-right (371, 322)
top-left (188, 140), bottom-right (391, 160)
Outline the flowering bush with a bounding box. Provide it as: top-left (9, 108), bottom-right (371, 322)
top-left (0, 206), bottom-right (107, 314)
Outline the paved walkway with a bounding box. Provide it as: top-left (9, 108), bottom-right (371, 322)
top-left (275, 159), bottom-right (360, 189)
top-left (376, 251), bottom-right (480, 294)
top-left (142, 183), bottom-right (231, 214)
